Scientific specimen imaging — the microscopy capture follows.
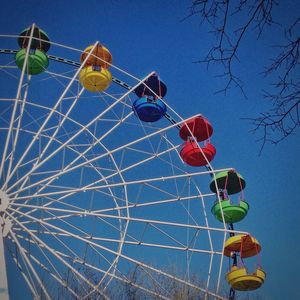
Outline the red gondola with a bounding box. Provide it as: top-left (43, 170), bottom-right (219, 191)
top-left (180, 141), bottom-right (216, 166)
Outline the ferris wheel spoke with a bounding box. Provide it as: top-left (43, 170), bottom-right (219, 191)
top-left (0, 100), bottom-right (14, 125)
top-left (8, 110), bottom-right (191, 198)
top-left (94, 193), bottom-right (210, 214)
top-left (5, 87), bottom-right (86, 194)
top-left (11, 206), bottom-right (126, 267)
top-left (14, 231), bottom-right (170, 300)
top-left (10, 150), bottom-right (124, 222)
top-left (6, 242), bottom-right (40, 299)
top-left (13, 228), bottom-right (102, 268)
top-left (8, 137), bottom-right (180, 204)
top-left (194, 182), bottom-right (215, 289)
top-left (43, 68), bottom-right (78, 82)
top-left (11, 211), bottom-right (219, 274)
top-left (14, 207), bottom-right (208, 255)
top-left (6, 71), bottom-right (154, 194)
top-left (9, 204), bottom-right (247, 237)
top-left (90, 213), bottom-right (240, 235)
top-left (18, 227), bottom-right (221, 256)
top-left (7, 144), bottom-right (178, 214)
top-left (10, 158), bottom-right (123, 225)
top-left (3, 95), bottom-right (83, 191)
top-left (15, 236), bottom-right (65, 285)
top-left (19, 212), bottom-right (128, 263)
top-left (96, 91), bottom-right (127, 122)
top-left (0, 63), bottom-right (19, 80)
top-left (12, 167), bottom-right (231, 202)
top-left (9, 108), bottom-right (171, 199)
top-left (3, 75), bottom-right (31, 189)
top-left (13, 206), bottom-right (212, 256)
top-left (8, 233), bottom-right (80, 299)
top-left (11, 189), bottom-right (220, 258)
top-left (7, 122), bottom-right (120, 200)
top-left (23, 227), bottom-right (118, 300)
top-left (194, 185), bottom-right (215, 293)
top-left (6, 207), bottom-right (226, 299)
top-left (143, 181), bottom-right (178, 199)
top-left (8, 228), bottom-right (52, 300)
top-left (13, 184), bottom-right (125, 223)
top-left (0, 26), bottom-right (37, 183)
top-left (6, 211), bottom-right (111, 300)
top-left (148, 222), bottom-right (188, 248)
top-left (3, 42), bottom-right (100, 190)
top-left (6, 107), bottom-right (134, 197)
top-left (41, 68), bottom-right (83, 94)
top-left (40, 222), bottom-right (119, 278)
top-left (17, 220), bottom-right (87, 264)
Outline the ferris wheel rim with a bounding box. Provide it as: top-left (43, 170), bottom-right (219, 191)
top-left (0, 26), bottom-right (239, 300)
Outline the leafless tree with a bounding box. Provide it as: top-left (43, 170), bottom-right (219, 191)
top-left (47, 262), bottom-right (267, 299)
top-left (109, 264), bottom-right (209, 300)
top-left (53, 263), bottom-right (218, 299)
top-left (187, 1), bottom-right (300, 151)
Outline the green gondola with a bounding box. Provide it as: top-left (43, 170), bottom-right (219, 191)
top-left (211, 199), bottom-right (249, 223)
top-left (15, 48), bottom-right (49, 75)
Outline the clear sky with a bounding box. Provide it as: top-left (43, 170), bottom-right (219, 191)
top-left (0, 1), bottom-right (300, 299)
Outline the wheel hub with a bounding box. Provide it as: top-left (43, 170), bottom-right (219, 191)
top-left (0, 191), bottom-right (9, 213)
top-left (0, 191), bottom-right (11, 238)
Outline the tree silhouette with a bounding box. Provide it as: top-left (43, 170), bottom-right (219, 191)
top-left (187, 0), bottom-right (300, 151)
top-left (53, 264), bottom-right (216, 299)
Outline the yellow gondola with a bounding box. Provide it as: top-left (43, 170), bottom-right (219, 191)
top-left (79, 66), bottom-right (112, 92)
top-left (226, 266), bottom-right (266, 291)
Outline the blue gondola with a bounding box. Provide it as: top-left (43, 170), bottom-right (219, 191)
top-left (132, 97), bottom-right (167, 122)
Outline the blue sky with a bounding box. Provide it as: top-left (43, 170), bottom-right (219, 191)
top-left (0, 1), bottom-right (300, 299)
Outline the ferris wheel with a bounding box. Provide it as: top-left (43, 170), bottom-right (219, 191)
top-left (0, 25), bottom-right (266, 300)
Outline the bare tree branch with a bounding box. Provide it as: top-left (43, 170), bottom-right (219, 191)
top-left (187, 0), bottom-right (300, 151)
top-left (188, 0), bottom-right (276, 97)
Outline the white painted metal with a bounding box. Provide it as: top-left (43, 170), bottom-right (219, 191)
top-left (11, 167), bottom-right (232, 200)
top-left (0, 218), bottom-right (9, 300)
top-left (0, 25), bottom-right (35, 183)
top-left (0, 28), bottom-right (242, 300)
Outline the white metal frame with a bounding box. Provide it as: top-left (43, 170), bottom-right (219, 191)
top-left (0, 26), bottom-right (245, 300)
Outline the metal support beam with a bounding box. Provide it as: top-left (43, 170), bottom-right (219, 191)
top-left (0, 220), bottom-right (9, 300)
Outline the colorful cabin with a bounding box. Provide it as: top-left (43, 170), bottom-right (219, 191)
top-left (134, 74), bottom-right (167, 99)
top-left (15, 48), bottom-right (49, 75)
top-left (132, 97), bottom-right (167, 122)
top-left (18, 26), bottom-right (50, 52)
top-left (16, 26), bottom-right (50, 75)
top-left (80, 44), bottom-right (112, 69)
top-left (224, 235), bottom-right (266, 291)
top-left (79, 66), bottom-right (112, 92)
top-left (226, 266), bottom-right (266, 291)
top-left (210, 170), bottom-right (246, 195)
top-left (211, 199), bottom-right (249, 223)
top-left (180, 141), bottom-right (216, 167)
top-left (179, 116), bottom-right (213, 141)
top-left (223, 234), bottom-right (261, 258)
